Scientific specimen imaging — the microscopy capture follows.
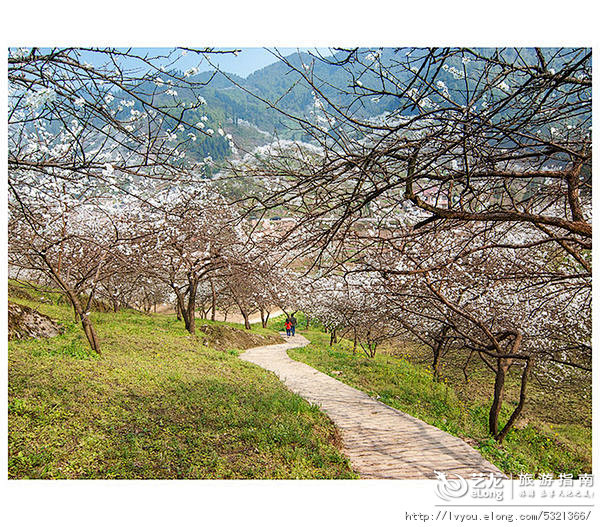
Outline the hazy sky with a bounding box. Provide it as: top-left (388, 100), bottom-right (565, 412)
top-left (201, 48), bottom-right (332, 77)
top-left (73, 47), bottom-right (333, 78)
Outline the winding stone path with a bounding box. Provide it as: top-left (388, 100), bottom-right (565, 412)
top-left (240, 334), bottom-right (503, 480)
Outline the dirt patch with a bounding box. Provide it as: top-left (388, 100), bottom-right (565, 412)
top-left (198, 324), bottom-right (284, 351)
top-left (8, 301), bottom-right (64, 340)
top-left (8, 284), bottom-right (36, 301)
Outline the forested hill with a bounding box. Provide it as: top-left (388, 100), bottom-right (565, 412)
top-left (166, 48), bottom-right (558, 163)
top-left (166, 50), bottom-right (403, 161)
top-left (174, 52), bottom-right (333, 159)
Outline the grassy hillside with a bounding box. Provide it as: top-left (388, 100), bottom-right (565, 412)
top-left (287, 327), bottom-right (591, 477)
top-left (8, 287), bottom-right (356, 479)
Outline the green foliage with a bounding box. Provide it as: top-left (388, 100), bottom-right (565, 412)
top-left (269, 311), bottom-right (317, 332)
top-left (269, 313), bottom-right (288, 331)
top-left (289, 329), bottom-right (591, 477)
top-left (8, 288), bottom-right (356, 479)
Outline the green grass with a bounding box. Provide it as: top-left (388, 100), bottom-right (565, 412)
top-left (288, 329), bottom-right (591, 477)
top-left (200, 314), bottom-right (282, 338)
top-left (8, 288), bottom-right (356, 479)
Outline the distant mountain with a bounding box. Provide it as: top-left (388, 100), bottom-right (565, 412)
top-left (162, 48), bottom-right (560, 164)
top-left (164, 50), bottom-right (406, 162)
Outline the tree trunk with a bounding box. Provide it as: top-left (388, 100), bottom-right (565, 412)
top-left (186, 278), bottom-right (198, 335)
top-left (143, 292), bottom-right (151, 313)
top-left (432, 343), bottom-right (442, 381)
top-left (330, 328), bottom-right (337, 346)
top-left (352, 328), bottom-right (357, 355)
top-left (489, 332), bottom-right (523, 440)
top-left (364, 333), bottom-right (378, 358)
top-left (80, 312), bottom-right (101, 353)
top-left (175, 301), bottom-right (182, 321)
top-left (176, 294), bottom-right (189, 328)
top-left (43, 259), bottom-right (101, 354)
top-left (181, 303), bottom-right (191, 330)
top-left (241, 311), bottom-right (251, 330)
top-left (260, 307), bottom-right (270, 328)
top-left (432, 326), bottom-right (449, 381)
top-left (173, 286), bottom-right (195, 334)
top-left (489, 357), bottom-right (511, 438)
top-left (65, 291), bottom-right (101, 353)
top-left (210, 279), bottom-right (216, 321)
top-left (495, 358), bottom-right (533, 443)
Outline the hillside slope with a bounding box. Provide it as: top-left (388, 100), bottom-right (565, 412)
top-left (7, 288), bottom-right (356, 479)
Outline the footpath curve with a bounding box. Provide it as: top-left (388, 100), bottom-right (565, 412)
top-left (240, 334), bottom-right (503, 479)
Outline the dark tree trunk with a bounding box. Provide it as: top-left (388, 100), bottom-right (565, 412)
top-left (432, 345), bottom-right (442, 381)
top-left (80, 312), bottom-right (101, 353)
top-left (172, 278), bottom-right (199, 335)
top-left (174, 292), bottom-right (188, 328)
top-left (241, 311), bottom-right (251, 330)
top-left (330, 328), bottom-right (338, 346)
top-left (179, 298), bottom-right (191, 330)
top-left (365, 336), bottom-right (378, 358)
top-left (210, 279), bottom-right (216, 321)
top-left (489, 357), bottom-right (510, 438)
top-left (495, 358), bottom-right (533, 443)
top-left (142, 292), bottom-right (151, 313)
top-left (489, 332), bottom-right (523, 440)
top-left (431, 326), bottom-right (447, 381)
top-left (185, 278), bottom-right (198, 335)
top-left (462, 350), bottom-right (474, 383)
top-left (260, 307), bottom-right (270, 328)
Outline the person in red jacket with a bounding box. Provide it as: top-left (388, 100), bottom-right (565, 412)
top-left (284, 318), bottom-right (292, 337)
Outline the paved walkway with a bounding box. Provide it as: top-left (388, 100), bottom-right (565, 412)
top-left (240, 334), bottom-right (503, 480)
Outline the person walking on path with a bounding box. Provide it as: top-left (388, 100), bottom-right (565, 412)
top-left (290, 314), bottom-right (297, 336)
top-left (284, 318), bottom-right (292, 337)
